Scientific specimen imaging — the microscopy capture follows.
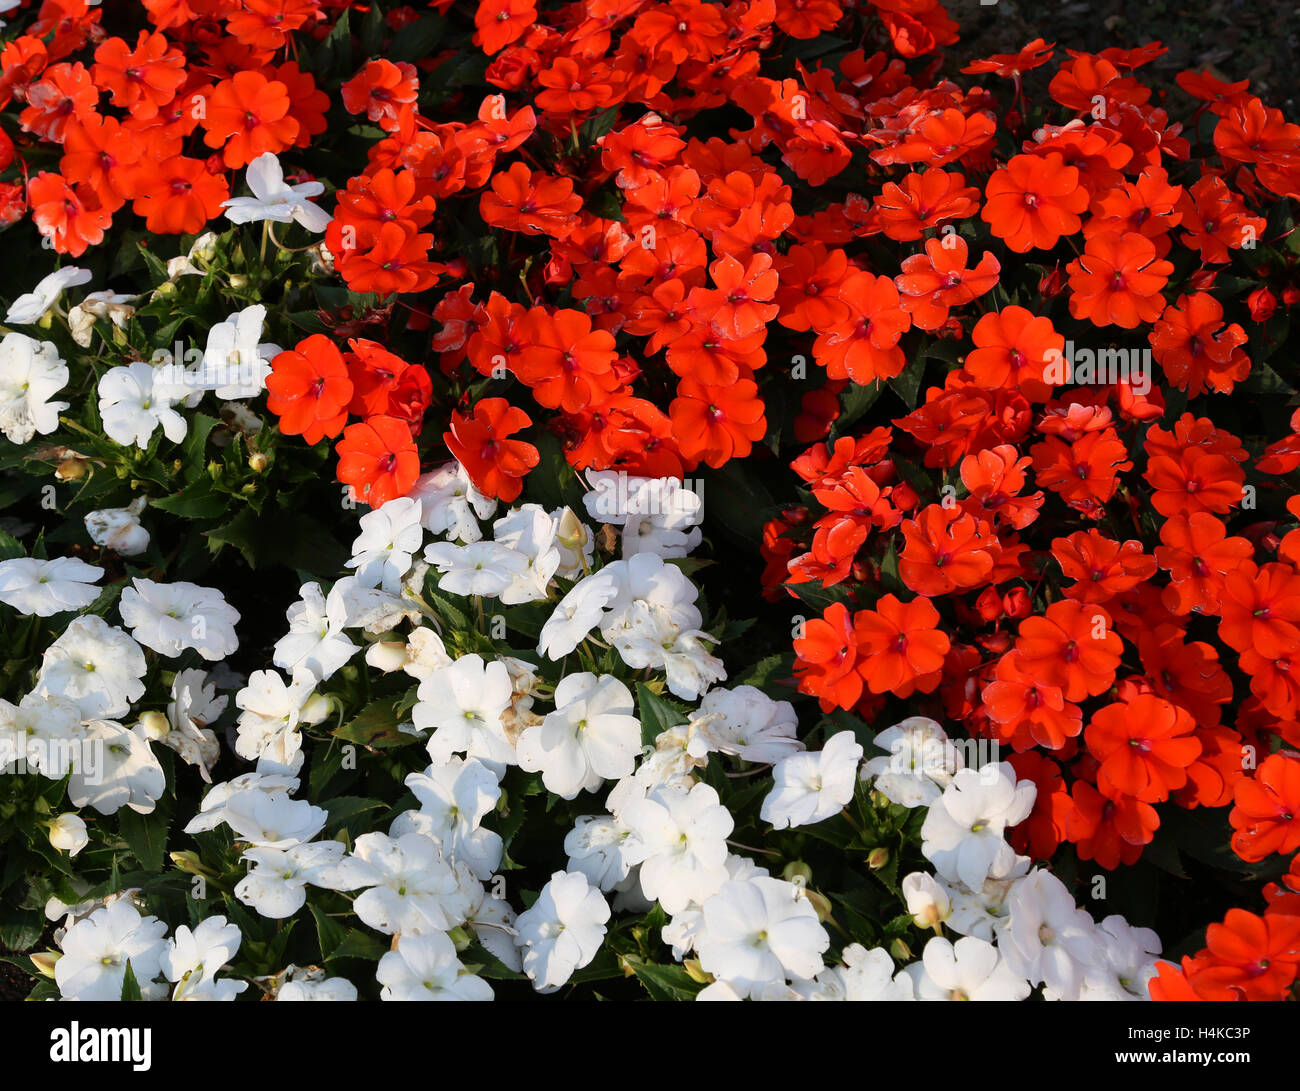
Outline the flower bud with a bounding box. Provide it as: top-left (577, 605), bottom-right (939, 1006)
top-left (30, 952), bottom-right (60, 978)
top-left (683, 958), bottom-right (712, 984)
top-left (228, 273), bottom-right (249, 290)
top-left (901, 871), bottom-right (951, 928)
top-left (47, 813), bottom-right (88, 857)
top-left (1247, 286), bottom-right (1277, 323)
top-left (781, 860), bottom-right (813, 886)
top-left (365, 640), bottom-right (410, 673)
top-left (248, 451), bottom-right (269, 473)
top-left (867, 847), bottom-right (890, 871)
top-left (55, 457), bottom-right (88, 481)
top-left (137, 710), bottom-right (170, 741)
top-left (974, 586), bottom-right (1003, 623)
top-left (300, 693), bottom-right (331, 725)
top-left (1002, 587), bottom-right (1031, 619)
top-left (889, 937), bottom-right (913, 961)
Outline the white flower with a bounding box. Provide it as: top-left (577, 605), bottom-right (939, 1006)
top-left (659, 630), bottom-right (726, 702)
top-left (221, 152), bottom-right (331, 232)
top-left (4, 266), bottom-right (92, 324)
top-left (347, 496), bottom-right (424, 592)
top-left (376, 931), bottom-right (493, 1001)
top-left (695, 877), bottom-right (830, 998)
top-left (119, 578), bottom-right (240, 660)
top-left (516, 673), bottom-right (641, 800)
top-left (402, 757), bottom-right (504, 881)
top-left (206, 788), bottom-right (327, 849)
top-left (0, 332), bottom-right (69, 443)
top-left (0, 556), bottom-right (102, 616)
top-left (1081, 915), bottom-right (1163, 1001)
top-left (191, 304), bottom-right (273, 399)
top-left (84, 497), bottom-right (149, 556)
top-left (861, 717), bottom-right (962, 808)
top-left (919, 762), bottom-right (1036, 889)
top-left (67, 290), bottom-right (137, 348)
top-left (236, 840), bottom-right (367, 919)
top-left (273, 582), bottom-right (358, 682)
top-left (839, 944), bottom-right (915, 1001)
top-left (687, 685), bottom-right (802, 763)
top-left (946, 872), bottom-right (1026, 941)
top-left (0, 691), bottom-right (83, 776)
top-left (409, 462), bottom-right (496, 543)
top-left (54, 900), bottom-right (170, 1001)
top-left (34, 616), bottom-right (147, 720)
top-left (901, 872), bottom-right (952, 928)
top-left (621, 782), bottom-right (733, 914)
top-left (538, 567), bottom-right (620, 659)
top-left (161, 916), bottom-right (243, 1000)
top-left (333, 576), bottom-right (422, 632)
top-left (98, 361), bottom-right (188, 449)
top-left (514, 870), bottom-right (610, 992)
top-left (414, 654), bottom-right (516, 768)
top-left (348, 831), bottom-right (476, 936)
top-left (761, 730), bottom-right (862, 829)
top-left (564, 814), bottom-right (632, 892)
top-left (48, 813), bottom-right (88, 856)
top-left (491, 504), bottom-right (562, 603)
top-left (908, 935), bottom-right (1031, 1001)
top-left (277, 969), bottom-right (358, 1001)
top-left (233, 669), bottom-right (327, 769)
top-left (423, 540), bottom-right (530, 597)
top-left (997, 869), bottom-right (1100, 1001)
top-left (583, 473), bottom-right (703, 558)
top-left (157, 670), bottom-right (222, 781)
top-left (68, 720), bottom-right (166, 815)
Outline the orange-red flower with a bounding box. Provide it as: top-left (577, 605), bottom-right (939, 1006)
top-left (981, 152), bottom-right (1089, 252)
top-left (852, 593), bottom-right (950, 697)
top-left (1185, 909), bottom-right (1300, 1001)
top-left (267, 335), bottom-right (354, 445)
top-left (1014, 599), bottom-right (1122, 702)
top-left (201, 71), bottom-right (300, 168)
top-left (669, 377), bottom-right (767, 468)
top-left (1066, 230), bottom-right (1173, 328)
top-left (793, 601), bottom-right (863, 712)
top-left (443, 397), bottom-right (539, 503)
top-left (1230, 753), bottom-right (1300, 863)
top-left (1085, 694), bottom-right (1201, 802)
top-left (337, 416), bottom-right (420, 508)
top-left (898, 504), bottom-right (999, 596)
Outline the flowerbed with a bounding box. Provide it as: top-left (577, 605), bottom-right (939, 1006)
top-left (0, 0), bottom-right (1297, 1003)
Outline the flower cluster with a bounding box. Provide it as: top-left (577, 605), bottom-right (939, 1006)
top-left (0, 0), bottom-right (1297, 1003)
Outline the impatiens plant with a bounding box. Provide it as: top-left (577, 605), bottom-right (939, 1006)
top-left (0, 0), bottom-right (1297, 1004)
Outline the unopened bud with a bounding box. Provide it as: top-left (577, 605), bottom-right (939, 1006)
top-left (30, 951), bottom-right (60, 978)
top-left (781, 860), bottom-right (813, 886)
top-left (683, 958), bottom-right (712, 984)
top-left (137, 710), bottom-right (170, 741)
top-left (228, 274), bottom-right (249, 290)
top-left (55, 457), bottom-right (88, 481)
top-left (889, 937), bottom-right (913, 961)
top-left (248, 451), bottom-right (269, 473)
top-left (867, 847), bottom-right (890, 871)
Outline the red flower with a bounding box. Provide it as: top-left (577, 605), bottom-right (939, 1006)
top-left (267, 335), bottom-right (354, 445)
top-left (443, 398), bottom-right (539, 503)
top-left (1230, 752), bottom-right (1300, 863)
top-left (1186, 909), bottom-right (1300, 1001)
top-left (1085, 694), bottom-right (1201, 802)
top-left (336, 416), bottom-right (420, 508)
top-left (981, 153), bottom-right (1089, 252)
top-left (852, 593), bottom-right (950, 697)
top-left (1015, 599), bottom-right (1122, 702)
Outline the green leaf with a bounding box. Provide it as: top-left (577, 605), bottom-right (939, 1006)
top-left (329, 929), bottom-right (388, 962)
top-left (120, 960), bottom-right (143, 1001)
top-left (323, 796), bottom-right (388, 834)
top-left (333, 697), bottom-right (408, 749)
top-left (152, 477), bottom-right (229, 520)
top-left (832, 380), bottom-right (884, 439)
top-left (888, 361), bottom-right (926, 409)
top-left (636, 683), bottom-right (685, 747)
top-left (310, 903), bottom-right (347, 962)
top-left (628, 959), bottom-right (705, 1001)
top-left (119, 806), bottom-right (171, 872)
